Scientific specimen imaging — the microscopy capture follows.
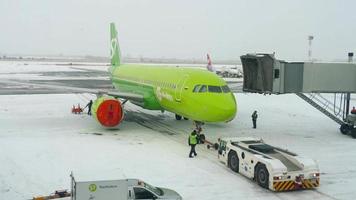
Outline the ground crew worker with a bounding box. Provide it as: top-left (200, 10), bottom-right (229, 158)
top-left (188, 130), bottom-right (198, 158)
top-left (252, 110), bottom-right (258, 129)
top-left (84, 100), bottom-right (93, 115)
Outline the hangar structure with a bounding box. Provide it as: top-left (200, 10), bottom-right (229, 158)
top-left (240, 54), bottom-right (356, 137)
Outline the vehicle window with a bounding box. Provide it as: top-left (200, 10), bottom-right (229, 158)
top-left (221, 85), bottom-right (231, 93)
top-left (249, 144), bottom-right (275, 154)
top-left (218, 140), bottom-right (226, 155)
top-left (134, 187), bottom-right (156, 199)
top-left (143, 182), bottom-right (162, 196)
top-left (208, 86), bottom-right (222, 93)
top-left (193, 85), bottom-right (201, 93)
top-left (199, 85), bottom-right (207, 93)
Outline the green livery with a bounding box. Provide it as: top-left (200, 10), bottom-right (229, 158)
top-left (109, 23), bottom-right (237, 123)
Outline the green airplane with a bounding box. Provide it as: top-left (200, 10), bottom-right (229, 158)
top-left (90, 23), bottom-right (237, 128)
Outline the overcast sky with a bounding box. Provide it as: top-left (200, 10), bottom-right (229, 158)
top-left (0, 0), bottom-right (355, 61)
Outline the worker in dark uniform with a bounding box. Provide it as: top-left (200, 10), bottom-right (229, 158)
top-left (252, 110), bottom-right (258, 129)
top-left (84, 100), bottom-right (93, 115)
top-left (188, 130), bottom-right (198, 158)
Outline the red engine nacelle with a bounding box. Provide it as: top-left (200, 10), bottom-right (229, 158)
top-left (93, 97), bottom-right (124, 127)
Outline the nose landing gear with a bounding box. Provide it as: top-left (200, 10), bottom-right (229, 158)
top-left (194, 121), bottom-right (206, 144)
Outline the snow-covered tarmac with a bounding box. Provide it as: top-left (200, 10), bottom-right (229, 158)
top-left (0, 61), bottom-right (355, 200)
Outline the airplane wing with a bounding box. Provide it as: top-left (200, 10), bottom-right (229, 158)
top-left (0, 79), bottom-right (144, 102)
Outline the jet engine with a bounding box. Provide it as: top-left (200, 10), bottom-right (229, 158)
top-left (91, 96), bottom-right (124, 127)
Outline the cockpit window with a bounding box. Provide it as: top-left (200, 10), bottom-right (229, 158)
top-left (208, 86), bottom-right (222, 93)
top-left (193, 85), bottom-right (201, 93)
top-left (199, 85), bottom-right (207, 93)
top-left (221, 85), bottom-right (231, 93)
top-left (195, 85), bottom-right (230, 93)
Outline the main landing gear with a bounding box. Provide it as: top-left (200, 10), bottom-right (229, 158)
top-left (193, 121), bottom-right (206, 144)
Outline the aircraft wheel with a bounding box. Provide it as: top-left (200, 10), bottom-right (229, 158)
top-left (175, 114), bottom-right (182, 120)
top-left (255, 164), bottom-right (269, 189)
top-left (340, 124), bottom-right (350, 135)
top-left (184, 117), bottom-right (189, 120)
top-left (213, 143), bottom-right (219, 150)
top-left (228, 151), bottom-right (239, 173)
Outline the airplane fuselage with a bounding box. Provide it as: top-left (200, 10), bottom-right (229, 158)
top-left (110, 64), bottom-right (237, 122)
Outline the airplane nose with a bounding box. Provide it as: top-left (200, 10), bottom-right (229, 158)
top-left (209, 94), bottom-right (237, 122)
top-left (221, 96), bottom-right (237, 121)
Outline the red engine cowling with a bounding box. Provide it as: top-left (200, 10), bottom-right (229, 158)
top-left (92, 96), bottom-right (124, 127)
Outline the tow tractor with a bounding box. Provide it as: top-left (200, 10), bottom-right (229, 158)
top-left (216, 137), bottom-right (320, 192)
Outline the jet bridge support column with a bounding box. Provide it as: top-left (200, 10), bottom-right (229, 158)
top-left (240, 54), bottom-right (356, 138)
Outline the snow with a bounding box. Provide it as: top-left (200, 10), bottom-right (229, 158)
top-left (1, 62), bottom-right (355, 200)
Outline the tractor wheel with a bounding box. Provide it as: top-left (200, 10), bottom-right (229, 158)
top-left (175, 114), bottom-right (182, 120)
top-left (228, 151), bottom-right (239, 173)
top-left (255, 164), bottom-right (269, 189)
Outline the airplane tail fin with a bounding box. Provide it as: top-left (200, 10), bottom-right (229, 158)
top-left (110, 23), bottom-right (121, 67)
top-left (206, 53), bottom-right (214, 72)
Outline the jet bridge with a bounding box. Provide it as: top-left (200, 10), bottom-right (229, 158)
top-left (241, 54), bottom-right (356, 137)
top-left (241, 54), bottom-right (356, 94)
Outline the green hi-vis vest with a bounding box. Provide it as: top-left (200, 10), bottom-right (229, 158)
top-left (189, 134), bottom-right (198, 145)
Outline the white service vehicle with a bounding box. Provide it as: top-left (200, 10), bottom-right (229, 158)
top-left (225, 66), bottom-right (243, 78)
top-left (216, 66), bottom-right (243, 78)
top-left (71, 173), bottom-right (182, 200)
top-left (218, 137), bottom-right (320, 192)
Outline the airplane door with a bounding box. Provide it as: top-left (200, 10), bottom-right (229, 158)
top-left (175, 75), bottom-right (189, 102)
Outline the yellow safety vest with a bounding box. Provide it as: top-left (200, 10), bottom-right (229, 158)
top-left (189, 134), bottom-right (198, 145)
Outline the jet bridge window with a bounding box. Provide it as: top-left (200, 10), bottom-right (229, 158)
top-left (193, 85), bottom-right (201, 93)
top-left (274, 69), bottom-right (280, 79)
top-left (208, 86), bottom-right (222, 93)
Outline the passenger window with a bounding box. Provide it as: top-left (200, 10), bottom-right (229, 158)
top-left (208, 86), bottom-right (222, 93)
top-left (134, 187), bottom-right (155, 199)
top-left (199, 85), bottom-right (207, 93)
top-left (221, 85), bottom-right (231, 93)
top-left (193, 85), bottom-right (201, 93)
